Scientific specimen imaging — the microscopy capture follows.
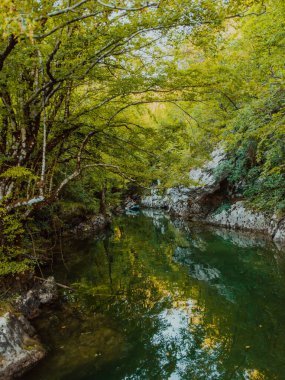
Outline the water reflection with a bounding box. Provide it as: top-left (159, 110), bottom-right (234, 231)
top-left (23, 212), bottom-right (285, 380)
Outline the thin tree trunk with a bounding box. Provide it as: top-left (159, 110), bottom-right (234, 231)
top-left (39, 50), bottom-right (47, 197)
top-left (99, 184), bottom-right (107, 216)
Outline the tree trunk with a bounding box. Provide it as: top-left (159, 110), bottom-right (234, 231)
top-left (99, 185), bottom-right (107, 216)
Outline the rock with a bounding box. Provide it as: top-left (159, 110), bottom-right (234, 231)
top-left (166, 187), bottom-right (192, 215)
top-left (2, 278), bottom-right (58, 377)
top-left (207, 202), bottom-right (270, 232)
top-left (141, 187), bottom-right (196, 216)
top-left (74, 214), bottom-right (111, 234)
top-left (141, 188), bottom-right (168, 209)
top-left (272, 218), bottom-right (285, 245)
top-left (141, 145), bottom-right (285, 246)
top-left (206, 202), bottom-right (285, 248)
top-left (141, 148), bottom-right (228, 218)
top-left (189, 147), bottom-right (227, 187)
top-left (0, 312), bottom-right (45, 379)
top-left (15, 276), bottom-right (58, 320)
top-left (124, 197), bottom-right (140, 211)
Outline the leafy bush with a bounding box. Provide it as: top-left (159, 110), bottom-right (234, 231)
top-left (0, 207), bottom-right (32, 276)
top-left (243, 174), bottom-right (285, 212)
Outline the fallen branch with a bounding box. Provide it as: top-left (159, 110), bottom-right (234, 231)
top-left (34, 276), bottom-right (75, 291)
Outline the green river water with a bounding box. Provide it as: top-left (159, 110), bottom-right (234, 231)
top-left (22, 210), bottom-right (285, 380)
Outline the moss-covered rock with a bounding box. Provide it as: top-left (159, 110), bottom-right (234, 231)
top-left (0, 312), bottom-right (45, 379)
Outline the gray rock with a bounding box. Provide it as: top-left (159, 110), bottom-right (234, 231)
top-left (141, 188), bottom-right (169, 209)
top-left (207, 202), bottom-right (270, 232)
top-left (141, 146), bottom-right (285, 246)
top-left (189, 147), bottom-right (226, 187)
top-left (272, 218), bottom-right (285, 245)
top-left (74, 214), bottom-right (111, 234)
top-left (141, 148), bottom-right (227, 217)
top-left (0, 312), bottom-right (45, 379)
top-left (207, 202), bottom-right (285, 248)
top-left (15, 276), bottom-right (58, 319)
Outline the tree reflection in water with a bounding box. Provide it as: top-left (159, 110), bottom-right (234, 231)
top-left (24, 212), bottom-right (285, 380)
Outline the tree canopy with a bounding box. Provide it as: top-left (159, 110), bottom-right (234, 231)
top-left (0, 0), bottom-right (267, 209)
top-left (0, 0), bottom-right (284, 273)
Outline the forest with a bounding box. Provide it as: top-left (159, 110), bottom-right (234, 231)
top-left (0, 0), bottom-right (284, 276)
top-left (0, 1), bottom-right (285, 379)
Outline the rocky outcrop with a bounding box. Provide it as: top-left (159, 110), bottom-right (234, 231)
top-left (0, 277), bottom-right (58, 378)
top-left (188, 147), bottom-right (226, 187)
top-left (141, 148), bottom-right (228, 217)
top-left (73, 214), bottom-right (111, 234)
top-left (15, 276), bottom-right (58, 320)
top-left (207, 202), bottom-right (270, 232)
top-left (206, 201), bottom-right (285, 246)
top-left (141, 147), bottom-right (285, 246)
top-left (0, 313), bottom-right (45, 379)
top-left (141, 187), bottom-right (192, 216)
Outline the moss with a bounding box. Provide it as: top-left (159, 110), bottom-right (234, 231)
top-left (0, 301), bottom-right (14, 314)
top-left (22, 337), bottom-right (41, 351)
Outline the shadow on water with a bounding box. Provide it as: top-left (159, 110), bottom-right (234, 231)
top-left (22, 210), bottom-right (285, 380)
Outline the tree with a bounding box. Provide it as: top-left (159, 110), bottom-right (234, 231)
top-left (0, 0), bottom-right (263, 213)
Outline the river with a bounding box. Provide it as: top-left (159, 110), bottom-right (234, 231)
top-left (22, 210), bottom-right (285, 380)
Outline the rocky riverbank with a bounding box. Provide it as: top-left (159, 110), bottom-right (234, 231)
top-left (0, 211), bottom-right (112, 379)
top-left (141, 148), bottom-right (285, 247)
top-left (0, 277), bottom-right (58, 379)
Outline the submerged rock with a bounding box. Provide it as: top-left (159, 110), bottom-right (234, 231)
top-left (0, 313), bottom-right (45, 379)
top-left (15, 277), bottom-right (58, 320)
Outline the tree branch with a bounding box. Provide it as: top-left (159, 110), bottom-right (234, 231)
top-left (0, 35), bottom-right (18, 72)
top-left (38, 0), bottom-right (91, 20)
top-left (35, 12), bottom-right (102, 39)
top-left (97, 0), bottom-right (158, 11)
top-left (46, 40), bottom-right (62, 83)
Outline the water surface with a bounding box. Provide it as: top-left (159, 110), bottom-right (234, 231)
top-left (23, 211), bottom-right (285, 380)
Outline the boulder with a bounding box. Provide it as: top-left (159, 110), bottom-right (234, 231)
top-left (0, 313), bottom-right (45, 379)
top-left (15, 276), bottom-right (58, 320)
top-left (207, 202), bottom-right (271, 232)
top-left (74, 214), bottom-right (111, 234)
top-left (0, 277), bottom-right (59, 378)
top-left (272, 218), bottom-right (285, 246)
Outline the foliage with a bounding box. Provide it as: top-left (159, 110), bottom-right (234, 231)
top-left (0, 207), bottom-right (31, 275)
top-left (243, 174), bottom-right (285, 212)
top-left (0, 0), bottom-right (284, 272)
top-left (176, 0), bottom-right (285, 212)
top-left (212, 202), bottom-right (232, 216)
top-left (0, 0), bottom-right (263, 212)
top-left (0, 166), bottom-right (37, 180)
